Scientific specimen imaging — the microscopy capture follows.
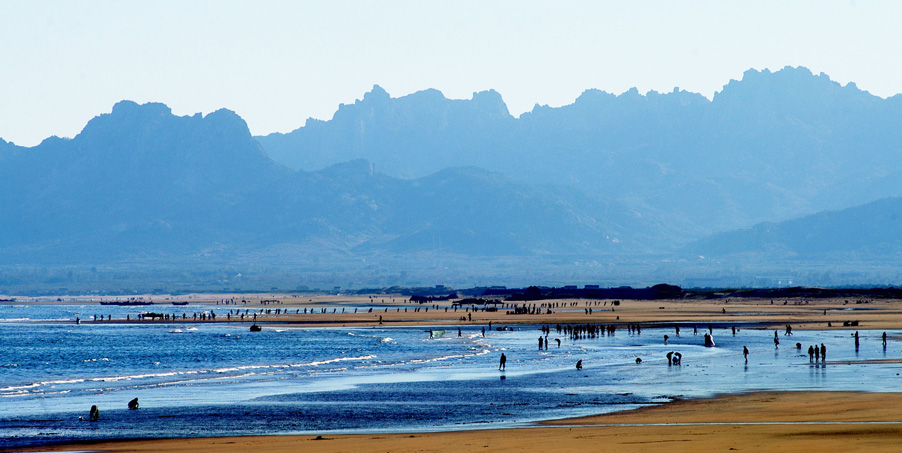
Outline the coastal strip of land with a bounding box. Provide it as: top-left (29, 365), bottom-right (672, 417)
top-left (9, 294), bottom-right (902, 451)
top-left (24, 294), bottom-right (902, 331)
top-left (16, 391), bottom-right (902, 452)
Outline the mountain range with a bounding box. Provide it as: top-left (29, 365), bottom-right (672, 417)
top-left (3, 66), bottom-right (902, 290)
top-left (259, 67), bottom-right (902, 236)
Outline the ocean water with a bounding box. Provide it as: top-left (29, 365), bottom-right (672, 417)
top-left (2, 304), bottom-right (901, 448)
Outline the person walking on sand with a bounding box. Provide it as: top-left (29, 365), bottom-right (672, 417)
top-left (499, 353), bottom-right (506, 371)
top-left (774, 331), bottom-right (779, 348)
top-left (743, 346), bottom-right (749, 363)
top-left (883, 332), bottom-right (888, 347)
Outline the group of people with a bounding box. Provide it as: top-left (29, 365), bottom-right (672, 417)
top-left (808, 343), bottom-right (828, 361)
top-left (498, 323), bottom-right (890, 374)
top-left (84, 398), bottom-right (139, 422)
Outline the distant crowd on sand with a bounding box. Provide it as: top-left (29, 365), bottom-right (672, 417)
top-left (490, 321), bottom-right (889, 375)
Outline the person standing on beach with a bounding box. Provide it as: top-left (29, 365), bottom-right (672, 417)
top-left (883, 332), bottom-right (888, 347)
top-left (774, 331), bottom-right (779, 348)
top-left (743, 346), bottom-right (749, 363)
top-left (821, 343), bottom-right (826, 361)
top-left (499, 353), bottom-right (506, 371)
top-left (854, 331), bottom-right (860, 349)
top-left (538, 336), bottom-right (544, 349)
top-left (808, 345), bottom-right (815, 361)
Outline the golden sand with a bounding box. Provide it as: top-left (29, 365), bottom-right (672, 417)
top-left (10, 294), bottom-right (902, 452)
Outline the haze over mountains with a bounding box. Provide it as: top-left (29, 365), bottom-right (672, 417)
top-left (3, 66), bottom-right (902, 291)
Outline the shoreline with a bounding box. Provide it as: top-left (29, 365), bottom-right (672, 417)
top-left (13, 390), bottom-right (902, 452)
top-left (15, 294), bottom-right (902, 331)
top-left (7, 296), bottom-right (902, 451)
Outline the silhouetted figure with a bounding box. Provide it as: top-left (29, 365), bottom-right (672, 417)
top-left (555, 338), bottom-right (561, 347)
top-left (89, 405), bottom-right (99, 422)
top-left (808, 345), bottom-right (815, 361)
top-left (538, 336), bottom-right (544, 349)
top-left (774, 331), bottom-right (779, 348)
top-left (636, 357), bottom-right (642, 364)
top-left (796, 342), bottom-right (802, 349)
top-left (883, 332), bottom-right (888, 347)
top-left (854, 331), bottom-right (860, 349)
top-left (743, 346), bottom-right (749, 363)
top-left (458, 327), bottom-right (462, 337)
top-left (704, 333), bottom-right (715, 347)
top-left (664, 334), bottom-right (669, 345)
top-left (128, 398), bottom-right (139, 410)
top-left (814, 345), bottom-right (820, 361)
top-left (732, 326), bottom-right (736, 336)
top-left (821, 343), bottom-right (826, 361)
top-left (672, 352), bottom-right (682, 365)
top-left (576, 359), bottom-right (582, 370)
top-left (785, 324), bottom-right (792, 335)
top-left (499, 353), bottom-right (506, 371)
top-left (666, 351), bottom-right (673, 365)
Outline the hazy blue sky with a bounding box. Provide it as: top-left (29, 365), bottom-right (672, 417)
top-left (2, 0), bottom-right (901, 146)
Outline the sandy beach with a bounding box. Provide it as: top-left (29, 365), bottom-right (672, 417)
top-left (15, 391), bottom-right (902, 452)
top-left (8, 293), bottom-right (902, 452)
top-left (29, 293), bottom-right (902, 330)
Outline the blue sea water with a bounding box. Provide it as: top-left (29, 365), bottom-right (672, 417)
top-left (2, 303), bottom-right (901, 448)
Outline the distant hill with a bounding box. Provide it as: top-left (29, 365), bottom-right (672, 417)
top-left (5, 67), bottom-right (902, 289)
top-left (0, 101), bottom-right (660, 266)
top-left (258, 67), bottom-right (902, 235)
top-left (687, 197), bottom-right (902, 259)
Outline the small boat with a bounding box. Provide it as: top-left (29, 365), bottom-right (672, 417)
top-left (249, 324), bottom-right (262, 332)
top-left (171, 301), bottom-right (189, 306)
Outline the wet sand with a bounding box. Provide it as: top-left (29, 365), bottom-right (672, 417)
top-left (11, 294), bottom-right (902, 451)
top-left (17, 391), bottom-right (902, 452)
